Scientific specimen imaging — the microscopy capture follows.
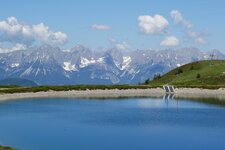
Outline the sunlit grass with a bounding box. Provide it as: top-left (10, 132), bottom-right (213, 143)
top-left (149, 60), bottom-right (225, 88)
top-left (0, 145), bottom-right (16, 150)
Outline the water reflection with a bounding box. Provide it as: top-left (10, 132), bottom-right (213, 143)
top-left (0, 97), bottom-right (225, 150)
top-left (174, 97), bottom-right (225, 108)
top-left (163, 94), bottom-right (175, 108)
top-left (163, 94), bottom-right (175, 101)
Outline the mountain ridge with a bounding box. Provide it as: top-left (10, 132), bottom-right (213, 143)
top-left (0, 45), bottom-right (224, 85)
top-left (0, 78), bottom-right (38, 86)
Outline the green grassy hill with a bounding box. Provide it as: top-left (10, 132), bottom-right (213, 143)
top-left (149, 60), bottom-right (225, 88)
top-left (0, 145), bottom-right (16, 150)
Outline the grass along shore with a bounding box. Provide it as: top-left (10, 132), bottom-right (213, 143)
top-left (0, 84), bottom-right (156, 94)
top-left (0, 145), bottom-right (16, 150)
top-left (1, 84), bottom-right (225, 95)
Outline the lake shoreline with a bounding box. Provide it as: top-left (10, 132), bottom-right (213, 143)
top-left (0, 88), bottom-right (164, 101)
top-left (1, 88), bottom-right (225, 101)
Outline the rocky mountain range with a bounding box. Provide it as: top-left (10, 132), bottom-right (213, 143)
top-left (0, 45), bottom-right (224, 85)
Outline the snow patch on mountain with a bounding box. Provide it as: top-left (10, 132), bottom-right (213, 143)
top-left (97, 57), bottom-right (104, 63)
top-left (121, 56), bottom-right (131, 70)
top-left (11, 63), bottom-right (20, 68)
top-left (63, 62), bottom-right (77, 72)
top-left (35, 68), bottom-right (41, 76)
top-left (80, 57), bottom-right (96, 68)
top-left (20, 67), bottom-right (33, 76)
top-left (177, 64), bottom-right (181, 67)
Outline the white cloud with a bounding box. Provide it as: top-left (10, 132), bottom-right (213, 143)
top-left (186, 30), bottom-right (197, 38)
top-left (0, 43), bottom-right (27, 53)
top-left (195, 37), bottom-right (207, 45)
top-left (170, 10), bottom-right (183, 24)
top-left (138, 14), bottom-right (169, 34)
top-left (108, 38), bottom-right (117, 43)
top-left (0, 16), bottom-right (68, 46)
top-left (170, 10), bottom-right (192, 29)
top-left (12, 43), bottom-right (27, 51)
top-left (171, 10), bottom-right (208, 45)
top-left (33, 23), bottom-right (68, 45)
top-left (115, 42), bottom-right (129, 50)
top-left (91, 24), bottom-right (112, 30)
top-left (0, 17), bottom-right (34, 44)
top-left (160, 36), bottom-right (179, 46)
top-left (108, 38), bottom-right (130, 50)
top-left (186, 30), bottom-right (208, 45)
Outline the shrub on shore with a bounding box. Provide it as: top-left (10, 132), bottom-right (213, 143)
top-left (144, 79), bottom-right (150, 84)
top-left (176, 68), bottom-right (183, 75)
top-left (153, 74), bottom-right (161, 80)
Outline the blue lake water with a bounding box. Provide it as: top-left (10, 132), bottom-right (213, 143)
top-left (1, 97), bottom-right (225, 150)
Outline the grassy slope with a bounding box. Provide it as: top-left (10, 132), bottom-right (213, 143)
top-left (0, 145), bottom-right (16, 150)
top-left (149, 60), bottom-right (225, 88)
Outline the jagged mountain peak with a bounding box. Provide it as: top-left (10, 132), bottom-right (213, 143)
top-left (0, 45), bottom-right (224, 85)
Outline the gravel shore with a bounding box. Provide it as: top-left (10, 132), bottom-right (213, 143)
top-left (0, 88), bottom-right (165, 101)
top-left (0, 88), bottom-right (225, 101)
top-left (175, 88), bottom-right (225, 100)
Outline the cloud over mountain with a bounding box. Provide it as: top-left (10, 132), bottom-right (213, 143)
top-left (138, 15), bottom-right (169, 34)
top-left (170, 10), bottom-right (193, 29)
top-left (109, 38), bottom-right (130, 50)
top-left (91, 24), bottom-right (112, 30)
top-left (0, 16), bottom-right (68, 48)
top-left (0, 43), bottom-right (27, 53)
top-left (170, 10), bottom-right (208, 45)
top-left (115, 42), bottom-right (129, 50)
top-left (160, 36), bottom-right (179, 46)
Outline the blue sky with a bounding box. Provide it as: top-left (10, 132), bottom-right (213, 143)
top-left (0, 0), bottom-right (225, 52)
